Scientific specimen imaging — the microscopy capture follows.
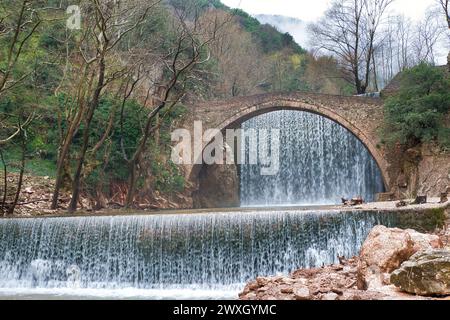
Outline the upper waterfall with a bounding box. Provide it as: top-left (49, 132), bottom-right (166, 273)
top-left (240, 110), bottom-right (385, 206)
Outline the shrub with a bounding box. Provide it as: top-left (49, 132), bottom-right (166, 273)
top-left (382, 63), bottom-right (450, 149)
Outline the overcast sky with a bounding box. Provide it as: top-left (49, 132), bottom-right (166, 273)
top-left (221, 0), bottom-right (437, 22)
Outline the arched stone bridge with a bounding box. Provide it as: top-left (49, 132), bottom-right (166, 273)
top-left (181, 92), bottom-right (396, 208)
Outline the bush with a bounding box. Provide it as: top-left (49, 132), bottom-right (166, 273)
top-left (382, 63), bottom-right (450, 149)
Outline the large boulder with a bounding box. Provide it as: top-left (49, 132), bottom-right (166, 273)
top-left (357, 226), bottom-right (443, 290)
top-left (390, 249), bottom-right (450, 296)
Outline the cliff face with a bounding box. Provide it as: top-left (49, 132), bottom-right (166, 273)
top-left (385, 143), bottom-right (450, 199)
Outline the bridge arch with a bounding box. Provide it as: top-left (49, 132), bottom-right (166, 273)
top-left (187, 93), bottom-right (390, 207)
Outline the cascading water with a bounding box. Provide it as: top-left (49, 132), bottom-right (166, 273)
top-left (0, 211), bottom-right (398, 299)
top-left (240, 110), bottom-right (385, 206)
top-left (0, 111), bottom-right (391, 300)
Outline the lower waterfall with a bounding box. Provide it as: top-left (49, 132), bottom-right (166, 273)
top-left (0, 211), bottom-right (397, 299)
top-left (240, 111), bottom-right (385, 206)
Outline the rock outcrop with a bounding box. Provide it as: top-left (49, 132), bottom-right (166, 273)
top-left (357, 226), bottom-right (443, 290)
top-left (239, 257), bottom-right (432, 300)
top-left (390, 249), bottom-right (450, 296)
top-left (240, 225), bottom-right (449, 301)
top-left (239, 258), bottom-right (392, 301)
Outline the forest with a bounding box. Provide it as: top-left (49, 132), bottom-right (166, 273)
top-left (0, 0), bottom-right (449, 214)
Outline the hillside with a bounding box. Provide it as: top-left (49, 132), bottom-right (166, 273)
top-left (255, 14), bottom-right (309, 50)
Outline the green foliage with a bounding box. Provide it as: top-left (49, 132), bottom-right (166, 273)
top-left (382, 63), bottom-right (450, 149)
top-left (82, 97), bottom-right (186, 195)
top-left (231, 9), bottom-right (305, 55)
top-left (151, 160), bottom-right (185, 193)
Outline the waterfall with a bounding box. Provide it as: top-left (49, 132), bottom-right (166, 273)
top-left (0, 210), bottom-right (396, 297)
top-left (240, 110), bottom-right (385, 206)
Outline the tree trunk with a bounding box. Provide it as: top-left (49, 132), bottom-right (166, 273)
top-left (125, 161), bottom-right (137, 208)
top-left (0, 148), bottom-right (7, 214)
top-left (51, 132), bottom-right (75, 210)
top-left (154, 112), bottom-right (160, 146)
top-left (7, 126), bottom-right (26, 215)
top-left (372, 50), bottom-right (379, 92)
top-left (68, 57), bottom-right (106, 213)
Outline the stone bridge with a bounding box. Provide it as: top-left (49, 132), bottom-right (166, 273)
top-left (180, 92), bottom-right (447, 208)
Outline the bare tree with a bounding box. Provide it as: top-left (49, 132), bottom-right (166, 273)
top-left (412, 9), bottom-right (445, 64)
top-left (203, 10), bottom-right (268, 98)
top-left (0, 112), bottom-right (33, 215)
top-left (309, 0), bottom-right (394, 94)
top-left (0, 0), bottom-right (43, 97)
top-left (0, 1), bottom-right (51, 151)
top-left (123, 5), bottom-right (232, 207)
top-left (438, 0), bottom-right (450, 29)
top-left (374, 15), bottom-right (414, 87)
top-left (0, 147), bottom-right (7, 213)
top-left (49, 0), bottom-right (162, 211)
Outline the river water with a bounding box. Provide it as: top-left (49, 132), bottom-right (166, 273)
top-left (0, 210), bottom-right (398, 300)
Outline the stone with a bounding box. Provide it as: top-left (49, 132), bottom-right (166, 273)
top-left (280, 277), bottom-right (295, 285)
top-left (332, 288), bottom-right (344, 295)
top-left (239, 251), bottom-right (442, 301)
top-left (247, 281), bottom-right (260, 291)
top-left (24, 187), bottom-right (34, 194)
top-left (357, 226), bottom-right (443, 290)
top-left (322, 292), bottom-right (339, 300)
top-left (261, 295), bottom-right (277, 301)
top-left (391, 249), bottom-right (450, 296)
top-left (293, 286), bottom-right (311, 300)
top-left (407, 229), bottom-right (443, 252)
top-left (256, 277), bottom-right (270, 287)
top-left (397, 174), bottom-right (408, 189)
top-left (340, 289), bottom-right (385, 300)
top-left (342, 197), bottom-right (364, 206)
top-left (279, 285), bottom-right (293, 294)
top-left (243, 292), bottom-right (257, 300)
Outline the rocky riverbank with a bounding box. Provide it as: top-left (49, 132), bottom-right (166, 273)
top-left (0, 173), bottom-right (191, 216)
top-left (239, 221), bottom-right (450, 301)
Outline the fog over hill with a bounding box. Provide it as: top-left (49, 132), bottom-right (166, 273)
top-left (255, 13), bottom-right (448, 65)
top-left (255, 14), bottom-right (310, 49)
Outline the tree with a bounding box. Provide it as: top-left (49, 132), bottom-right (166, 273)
top-left (50, 0), bottom-right (162, 211)
top-left (382, 63), bottom-right (450, 148)
top-left (412, 9), bottom-right (445, 65)
top-left (438, 0), bottom-right (450, 29)
top-left (204, 10), bottom-right (268, 98)
top-left (437, 0), bottom-right (450, 69)
top-left (0, 0), bottom-right (44, 97)
top-left (302, 54), bottom-right (353, 95)
top-left (0, 0), bottom-right (54, 215)
top-left (123, 4), bottom-right (232, 207)
top-left (309, 0), bottom-right (394, 94)
top-left (374, 15), bottom-right (414, 88)
top-left (0, 1), bottom-right (48, 147)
